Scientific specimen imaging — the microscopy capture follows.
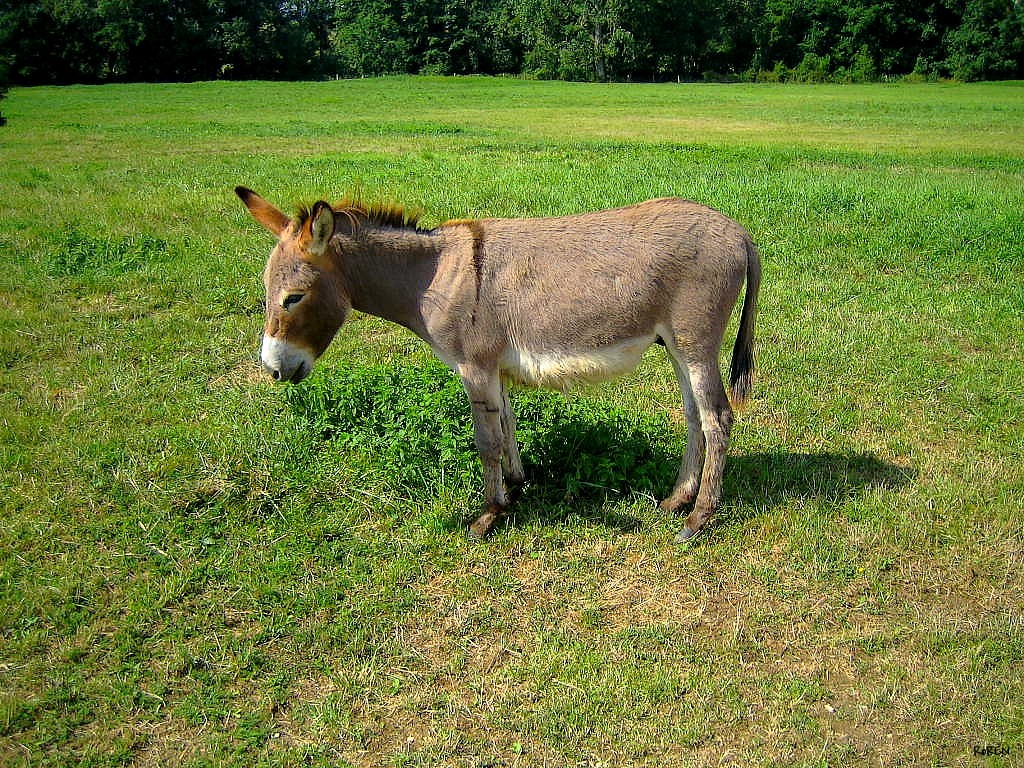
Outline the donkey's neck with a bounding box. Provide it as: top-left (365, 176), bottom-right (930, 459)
top-left (338, 227), bottom-right (444, 338)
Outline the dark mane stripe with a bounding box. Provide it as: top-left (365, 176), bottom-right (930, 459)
top-left (295, 196), bottom-right (424, 231)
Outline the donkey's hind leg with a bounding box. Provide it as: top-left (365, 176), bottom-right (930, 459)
top-left (668, 348), bottom-right (733, 542)
top-left (659, 351), bottom-right (705, 514)
top-left (681, 355), bottom-right (733, 541)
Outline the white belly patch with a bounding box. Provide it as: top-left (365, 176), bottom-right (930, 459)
top-left (500, 337), bottom-right (653, 389)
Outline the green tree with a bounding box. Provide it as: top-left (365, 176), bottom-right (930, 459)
top-left (0, 0), bottom-right (106, 83)
top-left (92, 0), bottom-right (223, 81)
top-left (511, 0), bottom-right (563, 78)
top-left (395, 0), bottom-right (516, 75)
top-left (512, 0), bottom-right (639, 81)
top-left (632, 0), bottom-right (739, 80)
top-left (216, 0), bottom-right (333, 80)
top-left (753, 0), bottom-right (844, 71)
top-left (704, 0), bottom-right (764, 78)
top-left (946, 0), bottom-right (1024, 80)
top-left (1, 0), bottom-right (1023, 84)
top-left (333, 1), bottom-right (412, 76)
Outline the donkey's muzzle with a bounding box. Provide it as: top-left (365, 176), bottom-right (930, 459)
top-left (261, 335), bottom-right (314, 384)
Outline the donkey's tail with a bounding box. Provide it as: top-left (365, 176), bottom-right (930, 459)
top-left (729, 237), bottom-right (761, 410)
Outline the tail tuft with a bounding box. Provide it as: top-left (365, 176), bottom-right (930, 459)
top-left (728, 343), bottom-right (755, 410)
top-left (728, 238), bottom-right (760, 410)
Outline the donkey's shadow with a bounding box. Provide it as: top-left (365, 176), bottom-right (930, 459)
top-left (285, 369), bottom-right (912, 533)
top-left (508, 412), bottom-right (913, 532)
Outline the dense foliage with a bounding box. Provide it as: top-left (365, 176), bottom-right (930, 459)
top-left (0, 46), bottom-right (8, 124)
top-left (1, 0), bottom-right (1022, 84)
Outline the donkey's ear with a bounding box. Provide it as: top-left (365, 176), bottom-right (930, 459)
top-left (305, 201), bottom-right (336, 257)
top-left (236, 186), bottom-right (290, 238)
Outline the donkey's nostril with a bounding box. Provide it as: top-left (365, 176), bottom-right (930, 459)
top-left (272, 369), bottom-right (282, 381)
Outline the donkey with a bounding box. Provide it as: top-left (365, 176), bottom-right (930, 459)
top-left (236, 186), bottom-right (760, 542)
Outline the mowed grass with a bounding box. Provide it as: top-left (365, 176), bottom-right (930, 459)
top-left (1, 77), bottom-right (1022, 766)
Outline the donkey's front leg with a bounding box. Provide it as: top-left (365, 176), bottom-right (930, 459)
top-left (460, 365), bottom-right (507, 539)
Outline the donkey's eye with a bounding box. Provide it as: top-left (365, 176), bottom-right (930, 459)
top-left (282, 293), bottom-right (305, 310)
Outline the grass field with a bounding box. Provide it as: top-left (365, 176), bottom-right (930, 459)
top-left (1, 77), bottom-right (1022, 767)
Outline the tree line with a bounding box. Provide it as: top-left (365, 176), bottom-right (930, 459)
top-left (1, 0), bottom-right (1022, 86)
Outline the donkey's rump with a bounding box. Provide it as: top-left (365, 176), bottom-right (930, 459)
top-left (468, 199), bottom-right (752, 383)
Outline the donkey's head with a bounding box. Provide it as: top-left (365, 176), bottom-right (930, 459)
top-left (236, 187), bottom-right (349, 383)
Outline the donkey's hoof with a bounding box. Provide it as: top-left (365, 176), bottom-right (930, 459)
top-left (674, 525), bottom-right (704, 545)
top-left (467, 508), bottom-right (503, 540)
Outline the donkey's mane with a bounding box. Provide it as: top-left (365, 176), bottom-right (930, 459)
top-left (295, 196), bottom-right (424, 232)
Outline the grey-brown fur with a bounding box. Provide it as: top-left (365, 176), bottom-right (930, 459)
top-left (237, 187), bottom-right (761, 542)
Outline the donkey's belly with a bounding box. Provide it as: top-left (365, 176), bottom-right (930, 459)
top-left (500, 336), bottom-right (653, 389)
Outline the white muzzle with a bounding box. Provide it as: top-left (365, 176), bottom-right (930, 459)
top-left (261, 335), bottom-right (315, 383)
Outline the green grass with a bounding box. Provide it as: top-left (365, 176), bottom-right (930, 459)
top-left (1, 77), bottom-right (1023, 767)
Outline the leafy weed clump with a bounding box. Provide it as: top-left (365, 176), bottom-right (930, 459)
top-left (285, 361), bottom-right (681, 504)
